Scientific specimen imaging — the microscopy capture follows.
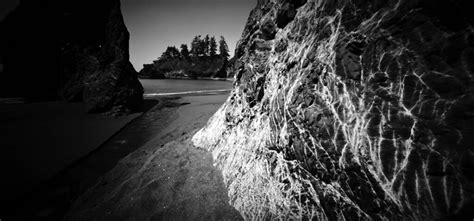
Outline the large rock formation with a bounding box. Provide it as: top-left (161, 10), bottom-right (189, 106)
top-left (193, 0), bottom-right (474, 219)
top-left (0, 0), bottom-right (143, 113)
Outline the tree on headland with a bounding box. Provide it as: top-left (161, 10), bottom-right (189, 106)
top-left (164, 35), bottom-right (228, 59)
top-left (191, 35), bottom-right (212, 57)
top-left (141, 34), bottom-right (232, 79)
top-left (198, 38), bottom-right (206, 57)
top-left (190, 35), bottom-right (201, 57)
top-left (180, 44), bottom-right (190, 60)
top-left (160, 46), bottom-right (181, 61)
top-left (204, 34), bottom-right (210, 56)
top-left (219, 36), bottom-right (230, 62)
top-left (210, 36), bottom-right (217, 56)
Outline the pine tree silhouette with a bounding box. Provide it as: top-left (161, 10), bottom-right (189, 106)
top-left (190, 35), bottom-right (201, 57)
top-left (180, 44), bottom-right (190, 60)
top-left (204, 34), bottom-right (211, 56)
top-left (210, 36), bottom-right (217, 56)
top-left (219, 36), bottom-right (230, 62)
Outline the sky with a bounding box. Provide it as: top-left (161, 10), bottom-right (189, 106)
top-left (121, 0), bottom-right (255, 70)
top-left (0, 0), bottom-right (256, 70)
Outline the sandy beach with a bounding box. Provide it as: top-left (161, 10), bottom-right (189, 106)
top-left (1, 92), bottom-right (235, 220)
top-left (66, 94), bottom-right (242, 221)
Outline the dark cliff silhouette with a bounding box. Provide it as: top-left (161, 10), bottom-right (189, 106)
top-left (0, 0), bottom-right (143, 113)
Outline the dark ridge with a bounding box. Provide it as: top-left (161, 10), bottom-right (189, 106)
top-left (0, 0), bottom-right (143, 114)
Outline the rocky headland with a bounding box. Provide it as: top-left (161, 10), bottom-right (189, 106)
top-left (140, 55), bottom-right (228, 80)
top-left (139, 35), bottom-right (232, 80)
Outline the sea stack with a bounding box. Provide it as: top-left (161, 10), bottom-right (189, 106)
top-left (193, 0), bottom-right (474, 219)
top-left (0, 0), bottom-right (143, 113)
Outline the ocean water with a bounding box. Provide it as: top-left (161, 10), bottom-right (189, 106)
top-left (140, 79), bottom-right (234, 96)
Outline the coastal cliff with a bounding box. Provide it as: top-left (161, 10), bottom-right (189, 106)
top-left (0, 0), bottom-right (143, 113)
top-left (193, 0), bottom-right (474, 219)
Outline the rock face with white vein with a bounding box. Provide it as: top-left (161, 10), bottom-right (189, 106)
top-left (193, 0), bottom-right (474, 219)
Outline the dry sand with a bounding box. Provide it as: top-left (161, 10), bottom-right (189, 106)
top-left (65, 94), bottom-right (243, 220)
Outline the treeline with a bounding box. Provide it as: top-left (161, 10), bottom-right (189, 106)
top-left (159, 35), bottom-right (229, 62)
top-left (139, 35), bottom-right (232, 79)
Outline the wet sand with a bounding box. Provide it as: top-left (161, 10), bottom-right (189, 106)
top-left (64, 94), bottom-right (242, 220)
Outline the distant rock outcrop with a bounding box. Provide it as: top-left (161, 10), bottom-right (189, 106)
top-left (194, 0), bottom-right (474, 220)
top-left (139, 35), bottom-right (232, 79)
top-left (0, 0), bottom-right (143, 113)
top-left (140, 55), bottom-right (228, 79)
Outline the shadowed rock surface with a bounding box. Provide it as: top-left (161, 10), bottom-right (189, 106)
top-left (193, 0), bottom-right (474, 219)
top-left (0, 0), bottom-right (143, 113)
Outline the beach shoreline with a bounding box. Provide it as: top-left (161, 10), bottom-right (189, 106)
top-left (139, 76), bottom-right (234, 81)
top-left (65, 93), bottom-right (240, 220)
top-left (2, 92), bottom-right (230, 220)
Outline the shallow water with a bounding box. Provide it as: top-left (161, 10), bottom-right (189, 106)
top-left (140, 79), bottom-right (233, 95)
